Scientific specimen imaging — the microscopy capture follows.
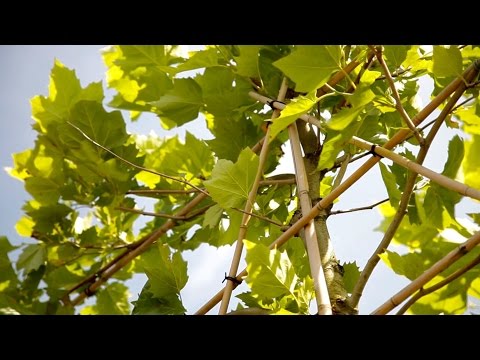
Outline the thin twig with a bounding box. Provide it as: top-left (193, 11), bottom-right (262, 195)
top-left (376, 67), bottom-right (410, 80)
top-left (116, 204), bottom-right (211, 221)
top-left (127, 189), bottom-right (199, 196)
top-left (231, 207), bottom-right (285, 228)
top-left (450, 96), bottom-right (475, 113)
top-left (218, 78), bottom-right (289, 315)
top-left (330, 198), bottom-right (389, 215)
top-left (195, 61), bottom-right (477, 315)
top-left (67, 121), bottom-right (209, 197)
top-left (372, 231), bottom-right (480, 315)
top-left (370, 45), bottom-right (425, 146)
top-left (396, 253), bottom-right (480, 315)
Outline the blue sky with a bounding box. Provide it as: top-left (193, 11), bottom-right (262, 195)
top-left (1, 45), bottom-right (475, 314)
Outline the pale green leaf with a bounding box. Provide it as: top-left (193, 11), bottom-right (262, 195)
top-left (269, 90), bottom-right (317, 141)
top-left (204, 148), bottom-right (259, 209)
top-left (244, 240), bottom-right (297, 298)
top-left (432, 46), bottom-right (463, 78)
top-left (175, 48), bottom-right (219, 74)
top-left (234, 45), bottom-right (261, 78)
top-left (342, 262), bottom-right (361, 294)
top-left (273, 45), bottom-right (341, 92)
top-left (379, 162), bottom-right (402, 207)
top-left (462, 134), bottom-right (480, 189)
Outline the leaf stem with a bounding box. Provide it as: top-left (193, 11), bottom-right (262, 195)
top-left (218, 78), bottom-right (289, 315)
top-left (330, 198), bottom-right (389, 215)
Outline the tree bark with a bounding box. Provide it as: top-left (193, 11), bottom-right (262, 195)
top-left (297, 120), bottom-right (357, 315)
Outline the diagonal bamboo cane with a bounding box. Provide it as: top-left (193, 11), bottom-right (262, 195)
top-left (372, 231), bottom-right (480, 315)
top-left (349, 136), bottom-right (480, 200)
top-left (195, 60), bottom-right (476, 315)
top-left (218, 78), bottom-right (289, 315)
top-left (396, 253), bottom-right (480, 315)
top-left (288, 121), bottom-right (332, 314)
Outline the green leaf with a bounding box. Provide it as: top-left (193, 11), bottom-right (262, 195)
top-left (234, 45), bottom-right (261, 78)
top-left (24, 177), bottom-right (61, 205)
top-left (432, 46), bottom-right (463, 78)
top-left (96, 282), bottom-right (130, 315)
top-left (244, 240), bottom-right (297, 298)
top-left (149, 78), bottom-right (203, 128)
top-left (144, 245), bottom-right (188, 299)
top-left (379, 162), bottom-right (402, 207)
top-left (31, 59), bottom-right (103, 132)
top-left (383, 46), bottom-right (410, 70)
top-left (60, 100), bottom-right (128, 150)
top-left (17, 244), bottom-right (46, 274)
top-left (342, 262), bottom-right (361, 294)
top-left (443, 135), bottom-right (464, 179)
top-left (206, 113), bottom-right (263, 162)
top-left (273, 46), bottom-right (341, 92)
top-left (197, 66), bottom-right (255, 117)
top-left (204, 147), bottom-right (259, 209)
top-left (462, 134), bottom-right (480, 189)
top-left (268, 90), bottom-right (317, 141)
top-left (132, 287), bottom-right (186, 315)
top-left (0, 237), bottom-right (18, 292)
top-left (327, 105), bottom-right (364, 131)
top-left (174, 47), bottom-right (219, 74)
top-left (318, 116), bottom-right (362, 171)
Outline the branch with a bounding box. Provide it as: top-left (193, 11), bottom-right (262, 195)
top-left (63, 192), bottom-right (209, 306)
top-left (67, 121), bottom-right (209, 197)
top-left (218, 78), bottom-right (289, 315)
top-left (396, 253), bottom-right (480, 315)
top-left (348, 62), bottom-right (480, 309)
top-left (330, 198), bottom-right (389, 215)
top-left (370, 45), bottom-right (425, 146)
top-left (372, 231), bottom-right (480, 314)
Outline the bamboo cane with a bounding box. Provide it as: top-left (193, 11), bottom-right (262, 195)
top-left (218, 78), bottom-right (289, 315)
top-left (349, 136), bottom-right (480, 201)
top-left (288, 121), bottom-right (332, 314)
top-left (372, 231), bottom-right (480, 315)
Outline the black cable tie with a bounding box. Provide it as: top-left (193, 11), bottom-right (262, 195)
top-left (369, 144), bottom-right (384, 158)
top-left (222, 272), bottom-right (242, 285)
top-left (267, 99), bottom-right (285, 109)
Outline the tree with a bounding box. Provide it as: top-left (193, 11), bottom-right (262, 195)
top-left (2, 45), bottom-right (480, 315)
